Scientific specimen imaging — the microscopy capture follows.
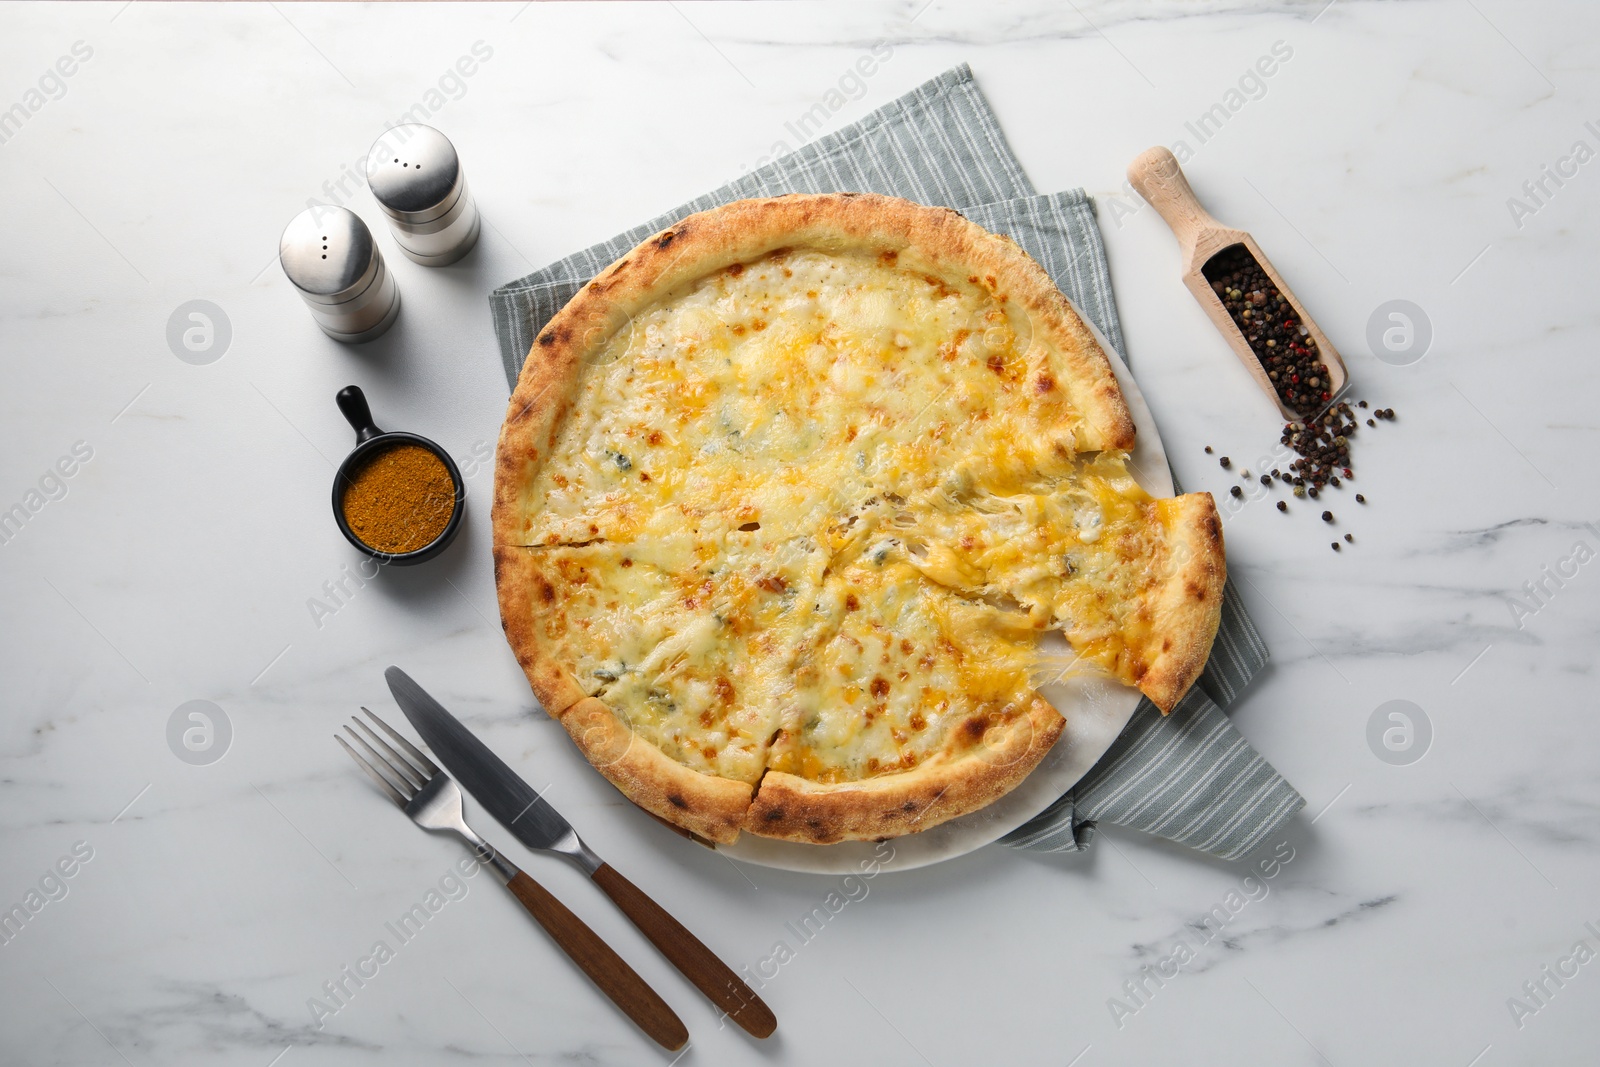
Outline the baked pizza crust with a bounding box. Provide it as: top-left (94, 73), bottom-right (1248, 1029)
top-left (743, 696), bottom-right (1065, 845)
top-left (1136, 494), bottom-right (1226, 713)
top-left (491, 193), bottom-right (1222, 847)
top-left (559, 697), bottom-right (752, 844)
top-left (492, 193), bottom-right (1135, 548)
top-left (492, 545), bottom-right (587, 717)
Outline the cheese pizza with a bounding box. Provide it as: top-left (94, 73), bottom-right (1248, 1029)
top-left (493, 194), bottom-right (1224, 845)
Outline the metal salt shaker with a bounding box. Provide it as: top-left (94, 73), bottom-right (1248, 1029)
top-left (365, 125), bottom-right (481, 266)
top-left (279, 206), bottom-right (401, 343)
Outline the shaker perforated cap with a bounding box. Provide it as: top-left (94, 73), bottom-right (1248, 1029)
top-left (279, 206), bottom-right (400, 343)
top-left (365, 124), bottom-right (481, 266)
top-left (367, 125), bottom-right (463, 224)
top-left (280, 207), bottom-right (378, 303)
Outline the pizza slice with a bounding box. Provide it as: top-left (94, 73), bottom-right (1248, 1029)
top-left (897, 454), bottom-right (1224, 712)
top-left (495, 529), bottom-right (831, 841)
top-left (747, 553), bottom-right (1065, 844)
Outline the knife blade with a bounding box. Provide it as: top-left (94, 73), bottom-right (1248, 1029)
top-left (385, 666), bottom-right (778, 1039)
top-left (386, 666), bottom-right (580, 855)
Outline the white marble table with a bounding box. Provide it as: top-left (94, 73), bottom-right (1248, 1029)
top-left (3, 2), bottom-right (1597, 1064)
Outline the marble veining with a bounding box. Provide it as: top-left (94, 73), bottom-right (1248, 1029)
top-left (2, 2), bottom-right (1598, 1065)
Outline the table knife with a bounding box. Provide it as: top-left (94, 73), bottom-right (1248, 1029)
top-left (386, 666), bottom-right (777, 1039)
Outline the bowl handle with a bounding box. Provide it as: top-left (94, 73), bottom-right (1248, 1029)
top-left (336, 385), bottom-right (384, 445)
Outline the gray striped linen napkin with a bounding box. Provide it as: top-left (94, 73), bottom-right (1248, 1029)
top-left (489, 64), bottom-right (1303, 861)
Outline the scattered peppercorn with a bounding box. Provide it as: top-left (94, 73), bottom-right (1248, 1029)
top-left (1344, 533), bottom-right (1353, 543)
top-left (1358, 400), bottom-right (1368, 408)
top-left (1277, 500), bottom-right (1288, 512)
top-left (1260, 475), bottom-right (1272, 487)
top-left (1230, 485), bottom-right (1243, 498)
top-left (1356, 494), bottom-right (1366, 504)
top-left (1322, 510), bottom-right (1333, 522)
top-left (1331, 542), bottom-right (1341, 551)
top-left (1293, 485), bottom-right (1306, 498)
top-left (1205, 445), bottom-right (1213, 454)
top-left (1220, 456), bottom-right (1232, 469)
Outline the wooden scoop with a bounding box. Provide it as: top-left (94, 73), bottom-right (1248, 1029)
top-left (1127, 146), bottom-right (1346, 421)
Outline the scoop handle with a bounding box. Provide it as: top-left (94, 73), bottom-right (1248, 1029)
top-left (336, 385), bottom-right (384, 444)
top-left (1127, 147), bottom-right (1226, 255)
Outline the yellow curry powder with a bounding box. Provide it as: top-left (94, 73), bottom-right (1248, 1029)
top-left (341, 443), bottom-right (455, 554)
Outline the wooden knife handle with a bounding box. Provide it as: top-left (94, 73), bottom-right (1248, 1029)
top-left (505, 871), bottom-right (688, 1051)
top-left (592, 863), bottom-right (777, 1039)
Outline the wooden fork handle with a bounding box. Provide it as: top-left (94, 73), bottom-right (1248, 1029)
top-left (592, 862), bottom-right (777, 1039)
top-left (505, 871), bottom-right (688, 1051)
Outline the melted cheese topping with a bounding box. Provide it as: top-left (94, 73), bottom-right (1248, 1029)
top-left (511, 249), bottom-right (1182, 786)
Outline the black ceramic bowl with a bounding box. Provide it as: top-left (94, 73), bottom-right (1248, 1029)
top-left (331, 385), bottom-right (464, 566)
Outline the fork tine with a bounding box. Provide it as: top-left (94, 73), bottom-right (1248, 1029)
top-left (351, 717), bottom-right (427, 791)
top-left (343, 724), bottom-right (418, 799)
top-left (336, 735), bottom-right (409, 808)
top-left (361, 706), bottom-right (439, 776)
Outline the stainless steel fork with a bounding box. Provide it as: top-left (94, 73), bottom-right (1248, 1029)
top-left (336, 708), bottom-right (688, 1051)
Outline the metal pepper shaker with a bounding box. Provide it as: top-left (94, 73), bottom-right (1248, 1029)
top-left (365, 125), bottom-right (481, 266)
top-left (279, 206), bottom-right (401, 343)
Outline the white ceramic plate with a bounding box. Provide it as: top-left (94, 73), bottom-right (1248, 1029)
top-left (719, 313), bottom-right (1171, 873)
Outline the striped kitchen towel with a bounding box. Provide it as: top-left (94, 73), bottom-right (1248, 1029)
top-left (489, 64), bottom-right (1303, 862)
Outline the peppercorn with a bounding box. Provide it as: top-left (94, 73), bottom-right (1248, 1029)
top-left (1331, 542), bottom-right (1340, 551)
top-left (1322, 510), bottom-right (1333, 522)
top-left (1356, 494), bottom-right (1365, 503)
top-left (1220, 456), bottom-right (1231, 469)
top-left (1276, 501), bottom-right (1288, 512)
top-left (1230, 486), bottom-right (1243, 498)
top-left (1344, 533), bottom-right (1353, 543)
top-left (1205, 445), bottom-right (1213, 454)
